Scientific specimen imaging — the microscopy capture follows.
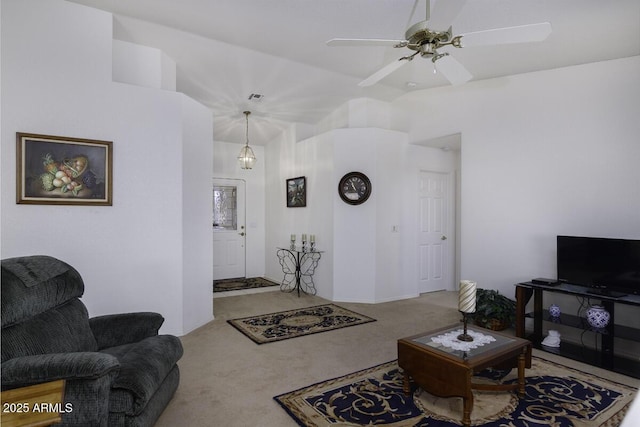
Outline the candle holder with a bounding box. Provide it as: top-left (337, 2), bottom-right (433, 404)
top-left (457, 312), bottom-right (474, 342)
top-left (457, 280), bottom-right (477, 342)
top-left (310, 242), bottom-right (315, 251)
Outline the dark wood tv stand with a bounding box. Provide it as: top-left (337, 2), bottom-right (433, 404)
top-left (515, 281), bottom-right (640, 379)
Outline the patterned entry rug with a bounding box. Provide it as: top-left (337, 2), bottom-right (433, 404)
top-left (275, 356), bottom-right (636, 426)
top-left (227, 304), bottom-right (376, 344)
top-left (213, 277), bottom-right (279, 293)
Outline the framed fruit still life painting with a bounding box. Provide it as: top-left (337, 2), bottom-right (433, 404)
top-left (16, 133), bottom-right (113, 206)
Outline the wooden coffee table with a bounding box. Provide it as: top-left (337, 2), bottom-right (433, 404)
top-left (398, 324), bottom-right (531, 427)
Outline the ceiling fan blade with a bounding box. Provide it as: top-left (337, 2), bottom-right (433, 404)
top-left (435, 54), bottom-right (472, 85)
top-left (326, 38), bottom-right (406, 47)
top-left (358, 58), bottom-right (409, 87)
top-left (459, 22), bottom-right (552, 47)
top-left (428, 0), bottom-right (467, 29)
top-left (404, 0), bottom-right (422, 28)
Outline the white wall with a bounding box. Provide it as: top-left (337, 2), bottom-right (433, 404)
top-left (264, 105), bottom-right (459, 303)
top-left (395, 56), bottom-right (640, 299)
top-left (265, 57), bottom-right (639, 308)
top-left (264, 124), bottom-right (333, 293)
top-left (331, 129), bottom-right (379, 302)
top-left (1, 0), bottom-right (214, 335)
top-left (181, 96), bottom-right (215, 332)
top-left (113, 40), bottom-right (176, 91)
top-left (6, 1), bottom-right (637, 335)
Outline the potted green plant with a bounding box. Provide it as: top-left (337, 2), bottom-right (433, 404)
top-left (472, 288), bottom-right (516, 331)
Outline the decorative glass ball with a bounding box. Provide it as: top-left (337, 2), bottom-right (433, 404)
top-left (586, 305), bottom-right (610, 329)
top-left (549, 304), bottom-right (561, 318)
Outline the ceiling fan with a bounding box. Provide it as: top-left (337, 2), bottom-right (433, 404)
top-left (326, 0), bottom-right (552, 86)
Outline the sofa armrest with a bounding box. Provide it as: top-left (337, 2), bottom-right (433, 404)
top-left (89, 312), bottom-right (164, 349)
top-left (1, 352), bottom-right (119, 389)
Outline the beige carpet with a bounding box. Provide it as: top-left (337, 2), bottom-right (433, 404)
top-left (155, 291), bottom-right (639, 427)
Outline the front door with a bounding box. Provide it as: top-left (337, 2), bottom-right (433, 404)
top-left (417, 170), bottom-right (453, 293)
top-left (212, 179), bottom-right (246, 280)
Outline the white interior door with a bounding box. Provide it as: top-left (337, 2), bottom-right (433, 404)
top-left (417, 171), bottom-right (453, 293)
top-left (212, 179), bottom-right (246, 280)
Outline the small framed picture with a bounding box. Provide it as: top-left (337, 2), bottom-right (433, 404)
top-left (16, 132), bottom-right (113, 205)
top-left (286, 176), bottom-right (306, 208)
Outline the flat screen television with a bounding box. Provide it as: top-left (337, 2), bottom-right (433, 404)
top-left (557, 235), bottom-right (640, 296)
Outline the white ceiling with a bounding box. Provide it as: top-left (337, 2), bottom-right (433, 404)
top-left (67, 0), bottom-right (640, 144)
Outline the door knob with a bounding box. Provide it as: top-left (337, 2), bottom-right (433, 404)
top-left (441, 235), bottom-right (447, 240)
top-left (239, 232), bottom-right (245, 236)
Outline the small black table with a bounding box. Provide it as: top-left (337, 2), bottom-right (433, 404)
top-left (276, 247), bottom-right (322, 297)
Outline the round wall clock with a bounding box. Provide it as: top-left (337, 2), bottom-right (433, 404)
top-left (338, 172), bottom-right (371, 205)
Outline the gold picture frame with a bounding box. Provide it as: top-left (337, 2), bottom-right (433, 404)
top-left (16, 133), bottom-right (113, 205)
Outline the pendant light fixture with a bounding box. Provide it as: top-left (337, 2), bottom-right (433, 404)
top-left (238, 111), bottom-right (257, 169)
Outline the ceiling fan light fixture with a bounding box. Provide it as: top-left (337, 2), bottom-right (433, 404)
top-left (328, 2), bottom-right (551, 89)
top-left (238, 111), bottom-right (257, 170)
top-left (419, 43), bottom-right (436, 56)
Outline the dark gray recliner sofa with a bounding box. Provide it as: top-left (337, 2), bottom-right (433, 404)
top-left (1, 255), bottom-right (184, 426)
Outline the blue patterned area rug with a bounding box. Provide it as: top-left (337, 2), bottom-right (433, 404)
top-left (227, 304), bottom-right (376, 344)
top-left (275, 356), bottom-right (636, 426)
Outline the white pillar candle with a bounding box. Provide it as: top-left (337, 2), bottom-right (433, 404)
top-left (291, 234), bottom-right (296, 241)
top-left (459, 280), bottom-right (477, 313)
top-left (302, 234), bottom-right (307, 242)
top-left (310, 234), bottom-right (315, 243)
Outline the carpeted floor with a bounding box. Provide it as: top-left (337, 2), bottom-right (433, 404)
top-left (275, 356), bottom-right (636, 426)
top-left (154, 291), bottom-right (640, 427)
top-left (213, 276), bottom-right (279, 293)
top-left (227, 304), bottom-right (376, 344)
